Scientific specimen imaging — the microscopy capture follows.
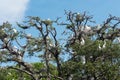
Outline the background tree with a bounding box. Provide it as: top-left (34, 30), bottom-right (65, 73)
top-left (61, 11), bottom-right (120, 80)
top-left (0, 17), bottom-right (62, 80)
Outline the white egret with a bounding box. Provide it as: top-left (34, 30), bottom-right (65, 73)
top-left (98, 44), bottom-right (102, 50)
top-left (68, 74), bottom-right (73, 80)
top-left (13, 28), bottom-right (17, 33)
top-left (38, 26), bottom-right (42, 29)
top-left (18, 51), bottom-right (22, 60)
top-left (80, 55), bottom-right (86, 64)
top-left (8, 72), bottom-right (12, 75)
top-left (85, 25), bottom-right (91, 31)
top-left (71, 34), bottom-right (74, 37)
top-left (49, 43), bottom-right (54, 47)
top-left (13, 46), bottom-right (18, 52)
top-left (117, 37), bottom-right (120, 43)
top-left (96, 24), bottom-right (101, 30)
top-left (46, 36), bottom-right (50, 40)
top-left (3, 38), bottom-right (8, 42)
top-left (80, 37), bottom-right (85, 45)
top-left (102, 41), bottom-right (106, 48)
top-left (26, 34), bottom-right (32, 39)
top-left (98, 41), bottom-right (106, 50)
top-left (48, 53), bottom-right (52, 59)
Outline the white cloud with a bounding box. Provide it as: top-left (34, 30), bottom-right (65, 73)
top-left (0, 0), bottom-right (29, 24)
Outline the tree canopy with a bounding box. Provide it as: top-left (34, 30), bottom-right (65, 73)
top-left (0, 11), bottom-right (120, 80)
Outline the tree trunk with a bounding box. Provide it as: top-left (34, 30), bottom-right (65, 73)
top-left (55, 55), bottom-right (62, 77)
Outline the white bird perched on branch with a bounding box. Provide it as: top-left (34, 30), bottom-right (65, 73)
top-left (80, 37), bottom-right (85, 45)
top-left (3, 38), bottom-right (9, 43)
top-left (18, 51), bottom-right (22, 60)
top-left (98, 44), bottom-right (102, 50)
top-left (12, 46), bottom-right (23, 60)
top-left (38, 26), bottom-right (42, 29)
top-left (68, 74), bottom-right (73, 80)
top-left (102, 41), bottom-right (106, 48)
top-left (46, 36), bottom-right (50, 40)
top-left (84, 25), bottom-right (91, 32)
top-left (96, 24), bottom-right (101, 30)
top-left (117, 37), bottom-right (120, 43)
top-left (13, 28), bottom-right (17, 33)
top-left (26, 34), bottom-right (32, 39)
top-left (12, 46), bottom-right (18, 52)
top-left (98, 40), bottom-right (106, 50)
top-left (80, 55), bottom-right (86, 64)
top-left (49, 43), bottom-right (55, 47)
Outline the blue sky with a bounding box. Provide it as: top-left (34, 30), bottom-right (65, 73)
top-left (24, 0), bottom-right (120, 39)
top-left (0, 0), bottom-right (120, 24)
top-left (25, 0), bottom-right (120, 24)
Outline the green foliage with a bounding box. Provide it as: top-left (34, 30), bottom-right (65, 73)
top-left (0, 68), bottom-right (8, 80)
top-left (0, 11), bottom-right (120, 80)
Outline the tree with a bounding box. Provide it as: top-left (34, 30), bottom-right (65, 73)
top-left (0, 11), bottom-right (120, 80)
top-left (61, 11), bottom-right (120, 80)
